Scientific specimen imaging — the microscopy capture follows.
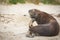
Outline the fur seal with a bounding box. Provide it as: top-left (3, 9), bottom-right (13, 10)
top-left (27, 9), bottom-right (59, 38)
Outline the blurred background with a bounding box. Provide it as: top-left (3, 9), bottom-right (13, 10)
top-left (0, 0), bottom-right (60, 5)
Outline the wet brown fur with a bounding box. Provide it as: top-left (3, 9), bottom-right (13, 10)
top-left (27, 9), bottom-right (59, 37)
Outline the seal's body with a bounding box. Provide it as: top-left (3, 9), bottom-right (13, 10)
top-left (27, 9), bottom-right (59, 37)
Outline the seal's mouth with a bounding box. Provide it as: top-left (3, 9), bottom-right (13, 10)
top-left (30, 16), bottom-right (35, 18)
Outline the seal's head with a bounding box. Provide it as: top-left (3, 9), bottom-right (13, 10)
top-left (29, 9), bottom-right (40, 19)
